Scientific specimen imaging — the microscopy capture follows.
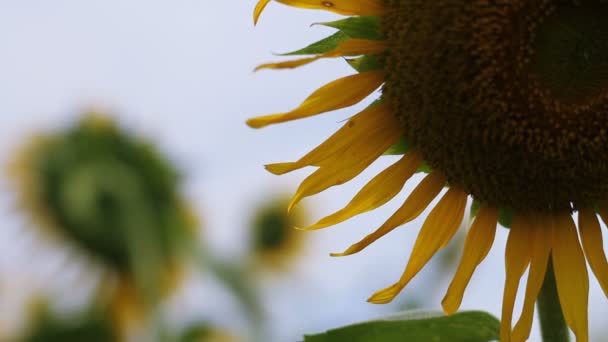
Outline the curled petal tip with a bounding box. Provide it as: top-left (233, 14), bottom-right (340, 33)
top-left (253, 0), bottom-right (272, 25)
top-left (287, 198), bottom-right (299, 213)
top-left (440, 300), bottom-right (457, 316)
top-left (329, 247), bottom-right (356, 257)
top-left (246, 117), bottom-right (268, 129)
top-left (265, 162), bottom-right (299, 175)
top-left (367, 285), bottom-right (401, 304)
top-left (366, 295), bottom-right (392, 305)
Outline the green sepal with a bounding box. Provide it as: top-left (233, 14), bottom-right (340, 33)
top-left (383, 140), bottom-right (431, 173)
top-left (316, 16), bottom-right (383, 40)
top-left (498, 207), bottom-right (513, 229)
top-left (470, 199), bottom-right (481, 219)
top-left (282, 31), bottom-right (349, 56)
top-left (281, 16), bottom-right (383, 56)
top-left (303, 310), bottom-right (500, 342)
top-left (384, 137), bottom-right (411, 155)
top-left (364, 98), bottom-right (384, 110)
top-left (470, 199), bottom-right (513, 228)
top-left (347, 55), bottom-right (383, 72)
top-left (416, 161), bottom-right (432, 174)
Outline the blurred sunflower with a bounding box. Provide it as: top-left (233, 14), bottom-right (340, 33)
top-left (250, 196), bottom-right (308, 271)
top-left (9, 113), bottom-right (196, 337)
top-left (249, 1), bottom-right (608, 341)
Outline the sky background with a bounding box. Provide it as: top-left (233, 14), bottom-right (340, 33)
top-left (0, 2), bottom-right (606, 341)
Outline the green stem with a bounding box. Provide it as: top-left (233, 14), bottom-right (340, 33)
top-left (191, 244), bottom-right (266, 342)
top-left (537, 260), bottom-right (570, 342)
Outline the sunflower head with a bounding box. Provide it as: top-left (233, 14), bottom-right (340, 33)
top-left (9, 113), bottom-right (194, 278)
top-left (250, 196), bottom-right (307, 270)
top-left (250, 1), bottom-right (608, 341)
top-left (382, 0), bottom-right (608, 213)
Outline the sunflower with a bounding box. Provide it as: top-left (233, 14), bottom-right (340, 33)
top-left (249, 1), bottom-right (608, 341)
top-left (250, 196), bottom-right (308, 271)
top-left (9, 113), bottom-right (196, 338)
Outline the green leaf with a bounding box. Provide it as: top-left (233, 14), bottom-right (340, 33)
top-left (316, 16), bottom-right (383, 40)
top-left (282, 31), bottom-right (349, 56)
top-left (303, 310), bottom-right (500, 342)
top-left (347, 55), bottom-right (383, 72)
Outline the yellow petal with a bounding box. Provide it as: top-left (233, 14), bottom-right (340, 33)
top-left (253, 0), bottom-right (272, 25)
top-left (512, 216), bottom-right (552, 342)
top-left (329, 39), bottom-right (387, 56)
top-left (552, 213), bottom-right (589, 342)
top-left (255, 39), bottom-right (388, 71)
top-left (304, 151), bottom-right (421, 230)
top-left (275, 0), bottom-right (387, 16)
top-left (500, 215), bottom-right (533, 342)
top-left (112, 279), bottom-right (145, 338)
top-left (442, 206), bottom-right (498, 314)
top-left (247, 71), bottom-right (384, 128)
top-left (255, 56), bottom-right (322, 71)
top-left (288, 113), bottom-right (401, 211)
top-left (331, 171), bottom-right (446, 256)
top-left (265, 103), bottom-right (390, 175)
top-left (579, 207), bottom-right (608, 297)
top-left (367, 186), bottom-right (468, 304)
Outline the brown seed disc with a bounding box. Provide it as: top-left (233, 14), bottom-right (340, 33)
top-left (382, 0), bottom-right (608, 212)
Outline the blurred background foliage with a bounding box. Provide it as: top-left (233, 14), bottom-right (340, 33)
top-left (2, 112), bottom-right (462, 341)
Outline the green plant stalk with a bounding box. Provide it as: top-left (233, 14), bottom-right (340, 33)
top-left (537, 259), bottom-right (570, 342)
top-left (106, 168), bottom-right (167, 341)
top-left (191, 243), bottom-right (266, 342)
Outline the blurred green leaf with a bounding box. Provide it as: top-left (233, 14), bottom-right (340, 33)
top-left (303, 310), bottom-right (500, 342)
